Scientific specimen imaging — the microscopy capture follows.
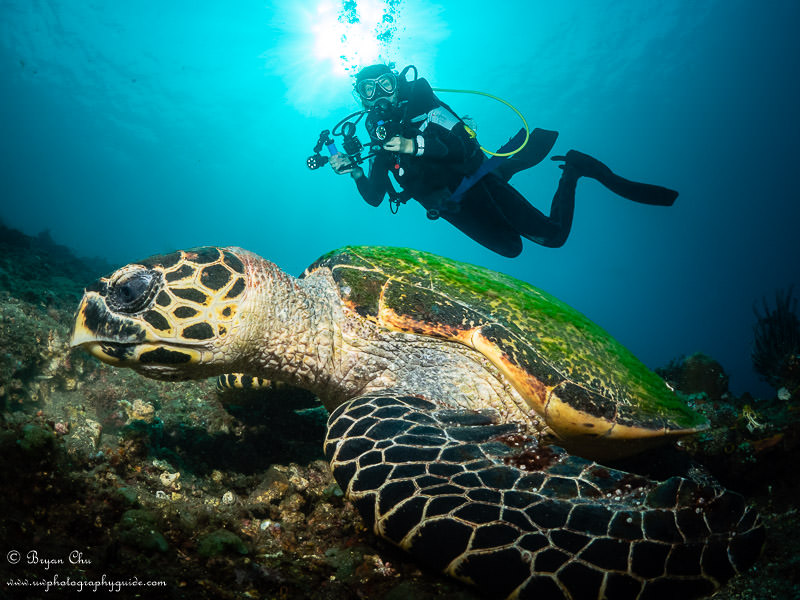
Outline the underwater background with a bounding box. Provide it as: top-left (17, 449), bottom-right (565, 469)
top-left (1, 2), bottom-right (800, 599)
top-left (1, 0), bottom-right (799, 396)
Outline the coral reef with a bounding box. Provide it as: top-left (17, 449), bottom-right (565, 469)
top-left (1, 224), bottom-right (799, 599)
top-left (656, 351), bottom-right (799, 490)
top-left (752, 287), bottom-right (800, 398)
top-left (656, 352), bottom-right (730, 402)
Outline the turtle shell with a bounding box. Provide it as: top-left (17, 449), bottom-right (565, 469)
top-left (305, 246), bottom-right (707, 457)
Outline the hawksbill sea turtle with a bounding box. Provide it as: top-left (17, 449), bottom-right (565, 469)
top-left (70, 245), bottom-right (764, 600)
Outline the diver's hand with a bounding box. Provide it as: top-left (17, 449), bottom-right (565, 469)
top-left (329, 153), bottom-right (364, 179)
top-left (329, 153), bottom-right (354, 174)
top-left (383, 136), bottom-right (414, 154)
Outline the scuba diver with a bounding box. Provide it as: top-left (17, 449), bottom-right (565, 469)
top-left (329, 64), bottom-right (678, 258)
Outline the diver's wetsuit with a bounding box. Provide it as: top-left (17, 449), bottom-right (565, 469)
top-left (354, 78), bottom-right (482, 207)
top-left (354, 78), bottom-right (676, 257)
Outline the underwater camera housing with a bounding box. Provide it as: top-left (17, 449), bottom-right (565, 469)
top-left (340, 122), bottom-right (364, 157)
top-left (307, 118), bottom-right (366, 171)
top-left (306, 65), bottom-right (417, 172)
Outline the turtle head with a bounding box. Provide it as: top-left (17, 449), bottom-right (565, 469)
top-left (71, 246), bottom-right (256, 381)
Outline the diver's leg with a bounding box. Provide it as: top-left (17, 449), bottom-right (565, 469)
top-left (542, 170), bottom-right (579, 247)
top-left (482, 172), bottom-right (578, 248)
top-left (551, 150), bottom-right (678, 206)
top-left (436, 189), bottom-right (524, 257)
top-left (495, 128), bottom-right (559, 182)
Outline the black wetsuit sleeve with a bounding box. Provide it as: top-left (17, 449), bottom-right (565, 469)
top-left (355, 152), bottom-right (393, 207)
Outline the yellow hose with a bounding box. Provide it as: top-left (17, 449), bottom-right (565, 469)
top-left (432, 88), bottom-right (529, 157)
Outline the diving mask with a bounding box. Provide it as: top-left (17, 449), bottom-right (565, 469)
top-left (356, 72), bottom-right (398, 101)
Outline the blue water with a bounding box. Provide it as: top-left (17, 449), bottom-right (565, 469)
top-left (1, 1), bottom-right (798, 396)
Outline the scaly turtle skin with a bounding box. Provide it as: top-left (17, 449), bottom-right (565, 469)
top-left (71, 245), bottom-right (763, 600)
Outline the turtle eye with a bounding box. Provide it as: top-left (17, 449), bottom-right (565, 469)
top-left (108, 269), bottom-right (161, 314)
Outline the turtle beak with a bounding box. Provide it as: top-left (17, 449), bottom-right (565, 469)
top-left (70, 294), bottom-right (101, 348)
top-left (70, 291), bottom-right (147, 365)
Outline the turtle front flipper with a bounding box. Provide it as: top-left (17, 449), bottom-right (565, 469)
top-left (325, 394), bottom-right (764, 600)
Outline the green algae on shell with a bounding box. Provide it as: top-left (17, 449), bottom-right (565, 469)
top-left (306, 246), bottom-right (707, 456)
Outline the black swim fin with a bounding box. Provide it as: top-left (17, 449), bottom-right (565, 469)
top-left (495, 128), bottom-right (559, 182)
top-left (552, 150), bottom-right (678, 206)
